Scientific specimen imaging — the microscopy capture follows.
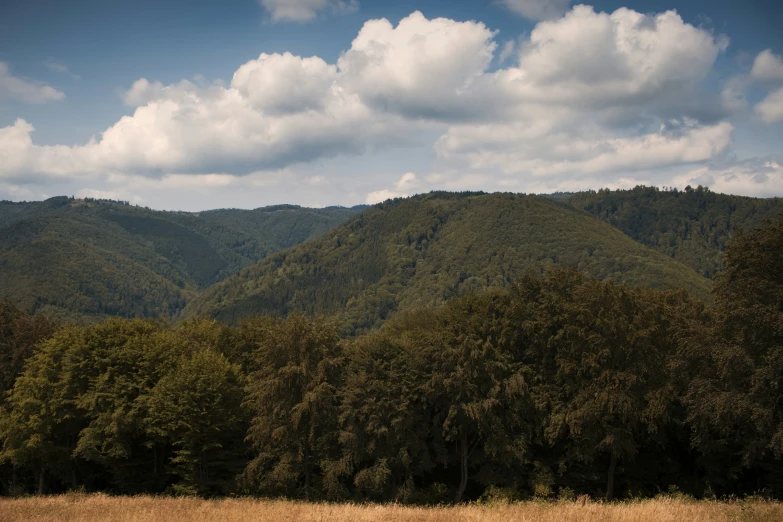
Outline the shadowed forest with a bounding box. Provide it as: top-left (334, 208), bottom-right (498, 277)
top-left (1, 204), bottom-right (781, 504)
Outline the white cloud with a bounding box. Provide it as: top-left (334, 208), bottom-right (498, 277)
top-left (365, 172), bottom-right (420, 203)
top-left (722, 49), bottom-right (783, 120)
top-left (306, 175), bottom-right (327, 185)
top-left (433, 6), bottom-right (731, 187)
top-left (231, 52), bottom-right (337, 114)
top-left (672, 159), bottom-right (783, 198)
top-left (123, 78), bottom-right (166, 106)
top-left (750, 49), bottom-right (783, 83)
top-left (0, 7), bottom-right (738, 199)
top-left (0, 62), bottom-right (65, 103)
top-left (755, 87), bottom-right (783, 124)
top-left (499, 0), bottom-right (572, 21)
top-left (2, 70), bottom-right (412, 180)
top-left (499, 40), bottom-right (517, 64)
top-left (437, 120), bottom-right (733, 177)
top-left (501, 6), bottom-right (727, 109)
top-left (337, 11), bottom-right (498, 121)
top-left (720, 75), bottom-right (749, 112)
top-left (259, 0), bottom-right (357, 23)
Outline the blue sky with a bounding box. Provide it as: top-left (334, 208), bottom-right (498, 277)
top-left (1, 0), bottom-right (782, 210)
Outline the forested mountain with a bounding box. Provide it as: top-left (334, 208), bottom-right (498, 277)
top-left (0, 197), bottom-right (358, 321)
top-left (4, 188), bottom-right (779, 326)
top-left (184, 192), bottom-right (712, 331)
top-left (566, 185), bottom-right (782, 278)
top-left (2, 214), bottom-right (781, 500)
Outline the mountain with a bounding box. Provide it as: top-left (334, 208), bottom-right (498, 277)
top-left (184, 192), bottom-right (712, 331)
top-left (565, 186), bottom-right (783, 278)
top-left (0, 197), bottom-right (358, 321)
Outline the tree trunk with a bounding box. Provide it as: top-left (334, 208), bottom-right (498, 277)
top-left (606, 453), bottom-right (618, 501)
top-left (454, 432), bottom-right (469, 503)
top-left (304, 446), bottom-right (311, 501)
top-left (37, 462), bottom-right (45, 496)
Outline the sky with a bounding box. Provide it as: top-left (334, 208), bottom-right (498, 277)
top-left (1, 0), bottom-right (782, 211)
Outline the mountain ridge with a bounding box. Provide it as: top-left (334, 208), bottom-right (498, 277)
top-left (0, 197), bottom-right (359, 321)
top-left (184, 192), bottom-right (713, 331)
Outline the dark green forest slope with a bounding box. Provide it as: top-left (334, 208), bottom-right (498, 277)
top-left (0, 197), bottom-right (358, 321)
top-left (4, 216), bottom-right (782, 501)
top-left (566, 186), bottom-right (782, 278)
top-left (185, 192), bottom-right (712, 331)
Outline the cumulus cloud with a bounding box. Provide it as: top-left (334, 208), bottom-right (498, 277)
top-left (746, 50), bottom-right (783, 124)
top-left (433, 6), bottom-right (731, 186)
top-left (673, 159), bottom-right (783, 198)
top-left (437, 120), bottom-right (733, 177)
top-left (366, 172), bottom-right (420, 203)
top-left (123, 78), bottom-right (166, 106)
top-left (722, 49), bottom-right (783, 123)
top-left (499, 0), bottom-right (572, 21)
top-left (501, 6), bottom-right (727, 110)
top-left (0, 62), bottom-right (65, 103)
top-left (720, 75), bottom-right (749, 112)
top-left (231, 53), bottom-right (337, 114)
top-left (755, 87), bottom-right (783, 124)
top-left (750, 49), bottom-right (783, 83)
top-left (337, 11), bottom-right (498, 121)
top-left (0, 7), bottom-right (738, 198)
top-left (259, 0), bottom-right (358, 23)
top-left (498, 40), bottom-right (517, 64)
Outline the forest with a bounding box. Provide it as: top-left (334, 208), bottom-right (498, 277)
top-left (0, 211), bottom-right (781, 503)
top-left (0, 197), bottom-right (359, 321)
top-left (2, 187), bottom-right (780, 326)
top-left (184, 191), bottom-right (717, 329)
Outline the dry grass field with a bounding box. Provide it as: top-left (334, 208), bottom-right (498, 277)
top-left (0, 494), bottom-right (781, 522)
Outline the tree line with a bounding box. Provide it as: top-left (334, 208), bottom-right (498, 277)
top-left (0, 216), bottom-right (781, 502)
top-left (567, 185), bottom-right (782, 279)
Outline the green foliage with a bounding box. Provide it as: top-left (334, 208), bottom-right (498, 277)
top-left (0, 301), bottom-right (59, 401)
top-left (566, 185), bottom-right (782, 278)
top-left (509, 270), bottom-right (691, 500)
top-left (683, 215), bottom-right (783, 493)
top-left (419, 292), bottom-right (533, 502)
top-left (0, 198), bottom-right (357, 321)
top-left (1, 213), bottom-right (783, 502)
top-left (0, 317), bottom-right (250, 495)
top-left (187, 192), bottom-right (712, 331)
top-left (243, 315), bottom-right (344, 499)
top-left (339, 327), bottom-right (433, 501)
top-left (146, 349), bottom-right (247, 496)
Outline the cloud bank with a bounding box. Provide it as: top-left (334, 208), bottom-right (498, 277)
top-left (259, 0), bottom-right (358, 23)
top-left (2, 5), bottom-right (781, 203)
top-left (0, 62), bottom-right (65, 104)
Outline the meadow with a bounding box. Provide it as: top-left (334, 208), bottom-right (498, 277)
top-left (1, 495), bottom-right (782, 522)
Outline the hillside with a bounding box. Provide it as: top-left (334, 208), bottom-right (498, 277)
top-left (566, 186), bottom-right (783, 278)
top-left (0, 197), bottom-right (358, 321)
top-left (184, 192), bottom-right (712, 331)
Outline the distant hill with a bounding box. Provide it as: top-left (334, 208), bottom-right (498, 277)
top-left (565, 186), bottom-right (783, 278)
top-left (0, 197), bottom-right (357, 321)
top-left (184, 192), bottom-right (712, 332)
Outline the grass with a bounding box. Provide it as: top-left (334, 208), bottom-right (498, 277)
top-left (1, 494), bottom-right (781, 522)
